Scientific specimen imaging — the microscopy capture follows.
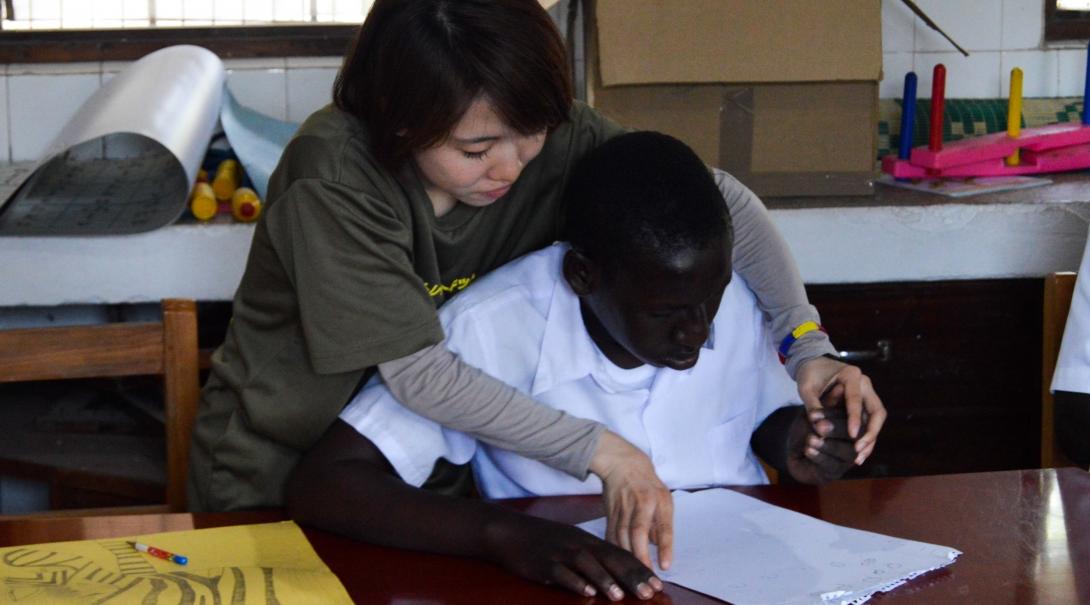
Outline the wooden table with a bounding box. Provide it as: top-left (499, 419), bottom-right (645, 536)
top-left (1, 468), bottom-right (1088, 604)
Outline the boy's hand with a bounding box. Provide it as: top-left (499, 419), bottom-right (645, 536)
top-left (484, 513), bottom-right (664, 601)
top-left (785, 403), bottom-right (858, 484)
top-left (589, 431), bottom-right (674, 572)
top-left (796, 356), bottom-right (886, 465)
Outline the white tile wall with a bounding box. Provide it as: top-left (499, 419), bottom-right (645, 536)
top-left (913, 0), bottom-right (1003, 52)
top-left (882, 0), bottom-right (916, 53)
top-left (8, 71), bottom-right (99, 161)
top-left (1002, 50), bottom-right (1059, 97)
top-left (0, 1), bottom-right (1079, 159)
top-left (881, 0), bottom-right (1084, 99)
top-left (284, 56), bottom-right (342, 69)
top-left (6, 62), bottom-right (99, 76)
top-left (915, 52), bottom-right (1003, 98)
top-left (285, 66), bottom-right (338, 123)
top-left (1002, 0), bottom-right (1044, 50)
top-left (0, 66), bottom-right (8, 164)
top-left (0, 55), bottom-right (344, 162)
top-left (1058, 48), bottom-right (1090, 97)
top-left (100, 60), bottom-right (129, 85)
top-left (225, 58), bottom-right (289, 121)
top-left (881, 52), bottom-right (915, 99)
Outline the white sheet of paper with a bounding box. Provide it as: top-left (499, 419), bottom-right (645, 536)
top-left (578, 489), bottom-right (960, 605)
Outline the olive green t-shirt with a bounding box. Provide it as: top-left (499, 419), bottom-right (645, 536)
top-left (187, 101), bottom-right (624, 511)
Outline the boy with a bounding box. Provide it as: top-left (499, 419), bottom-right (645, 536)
top-left (288, 132), bottom-right (861, 601)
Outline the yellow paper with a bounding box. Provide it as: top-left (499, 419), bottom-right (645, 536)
top-left (0, 521), bottom-right (353, 604)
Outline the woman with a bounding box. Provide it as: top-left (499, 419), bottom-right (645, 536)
top-left (188, 0), bottom-right (884, 585)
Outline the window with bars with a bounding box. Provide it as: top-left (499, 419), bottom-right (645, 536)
top-left (0, 1), bottom-right (371, 62)
top-left (0, 0), bottom-right (557, 64)
top-left (1048, 0), bottom-right (1090, 40)
top-left (0, 1), bottom-right (372, 30)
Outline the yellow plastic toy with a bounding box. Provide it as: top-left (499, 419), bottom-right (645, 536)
top-left (231, 187), bottom-right (262, 222)
top-left (212, 159), bottom-right (242, 202)
top-left (189, 182), bottom-right (218, 221)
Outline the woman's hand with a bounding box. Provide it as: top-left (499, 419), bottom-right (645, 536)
top-left (588, 431), bottom-right (674, 572)
top-left (795, 356), bottom-right (886, 465)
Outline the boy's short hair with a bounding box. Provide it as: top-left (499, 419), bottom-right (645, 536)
top-left (334, 0), bottom-right (572, 170)
top-left (564, 131), bottom-right (732, 268)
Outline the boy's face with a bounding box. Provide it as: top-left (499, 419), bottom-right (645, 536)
top-left (576, 236), bottom-right (732, 371)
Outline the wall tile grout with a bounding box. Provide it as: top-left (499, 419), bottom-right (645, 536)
top-left (4, 72), bottom-right (11, 163)
top-left (283, 61), bottom-right (292, 122)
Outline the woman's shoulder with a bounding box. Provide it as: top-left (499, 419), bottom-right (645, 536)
top-left (550, 101), bottom-right (621, 141)
top-left (281, 106), bottom-right (382, 180)
top-left (534, 101), bottom-right (626, 171)
top-left (268, 105), bottom-right (402, 202)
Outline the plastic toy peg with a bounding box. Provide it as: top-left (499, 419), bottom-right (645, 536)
top-left (1006, 68), bottom-right (1024, 166)
top-left (929, 64), bottom-right (946, 152)
top-left (1083, 41), bottom-right (1090, 126)
top-left (190, 182), bottom-right (217, 221)
top-left (898, 72), bottom-right (918, 161)
top-left (231, 187), bottom-right (262, 223)
top-left (212, 159), bottom-right (242, 202)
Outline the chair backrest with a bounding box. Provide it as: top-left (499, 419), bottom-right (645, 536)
top-left (1042, 273), bottom-right (1077, 468)
top-left (0, 299), bottom-right (199, 511)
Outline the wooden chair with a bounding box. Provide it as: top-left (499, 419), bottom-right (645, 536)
top-left (1042, 273), bottom-right (1077, 468)
top-left (0, 299), bottom-right (200, 512)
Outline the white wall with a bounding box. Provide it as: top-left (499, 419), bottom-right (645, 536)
top-left (0, 55), bottom-right (342, 164)
top-left (0, 1), bottom-right (1079, 164)
top-left (882, 0), bottom-right (1087, 99)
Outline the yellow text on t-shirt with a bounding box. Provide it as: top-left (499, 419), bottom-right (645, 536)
top-left (424, 274), bottom-right (476, 298)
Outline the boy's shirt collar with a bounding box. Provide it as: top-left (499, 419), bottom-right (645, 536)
top-left (531, 275), bottom-right (600, 396)
top-left (530, 247), bottom-right (717, 397)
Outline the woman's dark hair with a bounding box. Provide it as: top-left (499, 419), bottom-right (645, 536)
top-left (334, 0), bottom-right (573, 170)
top-left (564, 131), bottom-right (732, 269)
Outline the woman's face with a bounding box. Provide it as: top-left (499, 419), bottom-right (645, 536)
top-left (413, 96), bottom-right (547, 217)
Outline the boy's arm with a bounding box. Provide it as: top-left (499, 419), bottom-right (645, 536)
top-left (286, 419), bottom-right (663, 601)
top-left (750, 398), bottom-right (857, 485)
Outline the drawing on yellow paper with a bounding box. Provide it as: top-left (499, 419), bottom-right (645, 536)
top-left (0, 521), bottom-right (352, 604)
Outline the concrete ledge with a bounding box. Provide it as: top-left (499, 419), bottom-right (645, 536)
top-left (2, 191), bottom-right (1090, 305)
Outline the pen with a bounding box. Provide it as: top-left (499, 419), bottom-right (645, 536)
top-left (127, 541), bottom-right (188, 565)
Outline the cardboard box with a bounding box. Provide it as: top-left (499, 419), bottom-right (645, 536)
top-left (585, 0), bottom-right (883, 197)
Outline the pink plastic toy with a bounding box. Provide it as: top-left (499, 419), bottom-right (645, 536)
top-left (882, 45), bottom-right (1090, 179)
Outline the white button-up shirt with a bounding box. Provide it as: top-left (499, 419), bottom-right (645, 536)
top-left (340, 243), bottom-right (800, 497)
top-left (1053, 225), bottom-right (1090, 394)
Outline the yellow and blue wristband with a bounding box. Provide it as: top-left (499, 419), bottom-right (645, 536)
top-left (777, 321), bottom-right (825, 363)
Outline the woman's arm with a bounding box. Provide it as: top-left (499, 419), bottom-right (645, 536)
top-left (379, 343), bottom-right (602, 477)
top-left (714, 169), bottom-right (834, 377)
top-left (713, 168), bottom-right (886, 463)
